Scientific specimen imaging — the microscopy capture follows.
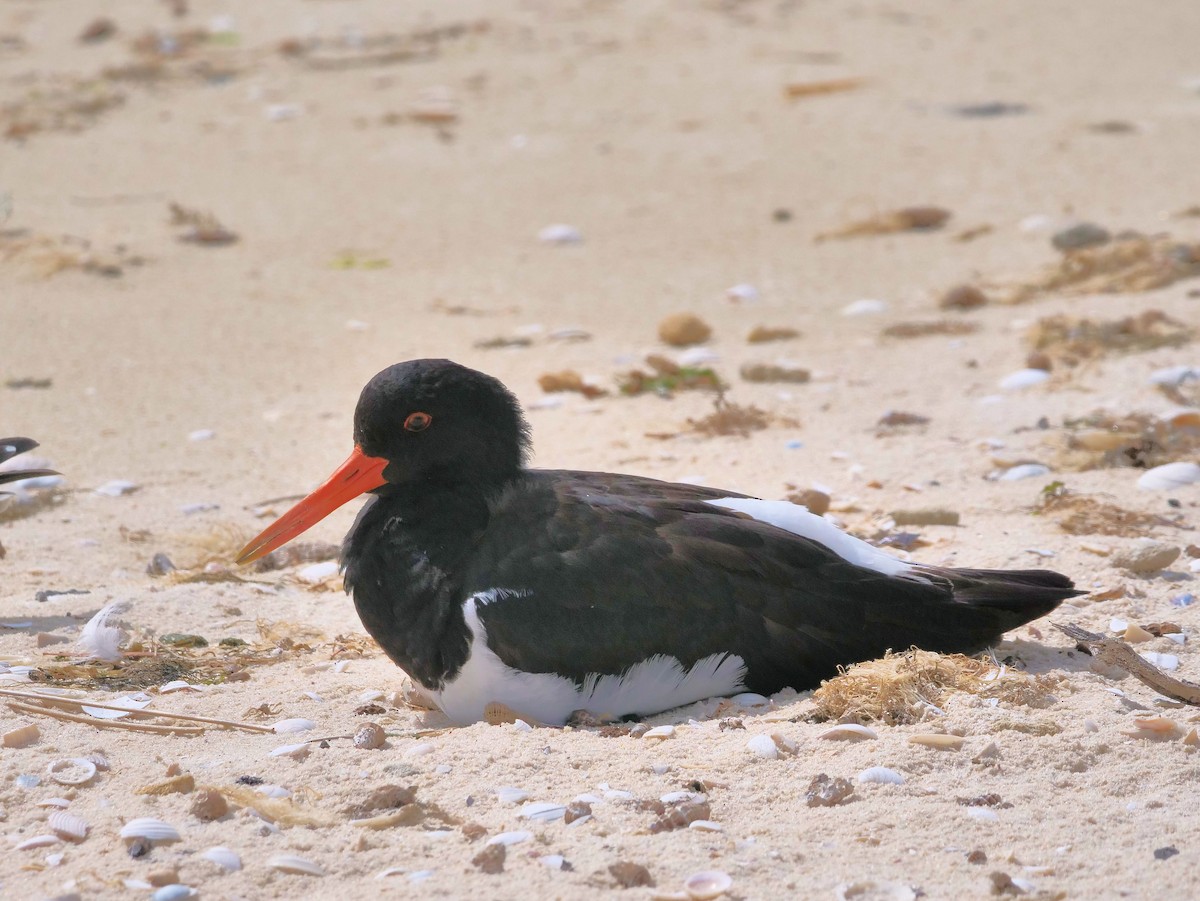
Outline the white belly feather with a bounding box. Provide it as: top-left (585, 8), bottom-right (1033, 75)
top-left (431, 592), bottom-right (747, 726)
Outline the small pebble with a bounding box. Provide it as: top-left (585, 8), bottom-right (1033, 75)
top-left (841, 299), bottom-right (887, 317)
top-left (939, 284), bottom-right (988, 311)
top-left (1111, 540), bottom-right (1180, 573)
top-left (658, 313), bottom-right (712, 347)
top-left (998, 368), bottom-right (1049, 390)
top-left (537, 224), bottom-right (582, 245)
top-left (740, 363), bottom-right (810, 384)
top-left (1051, 222), bottom-right (1111, 251)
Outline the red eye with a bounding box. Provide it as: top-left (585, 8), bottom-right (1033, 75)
top-left (404, 411), bottom-right (432, 432)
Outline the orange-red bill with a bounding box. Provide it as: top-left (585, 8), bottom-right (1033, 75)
top-left (236, 446), bottom-right (389, 565)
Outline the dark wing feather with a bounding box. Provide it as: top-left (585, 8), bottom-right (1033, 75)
top-left (468, 470), bottom-right (1075, 695)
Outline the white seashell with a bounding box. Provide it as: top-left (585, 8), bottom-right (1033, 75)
top-left (745, 734), bottom-right (780, 759)
top-left (1166, 632), bottom-right (1186, 645)
top-left (677, 347), bottom-right (720, 367)
top-left (574, 793), bottom-right (604, 804)
top-left (270, 742), bottom-right (311, 760)
top-left (494, 787), bottom-right (528, 804)
top-left (539, 854), bottom-right (566, 870)
top-left (998, 368), bottom-right (1049, 390)
top-left (47, 758), bottom-right (97, 786)
top-left (1110, 617), bottom-right (1128, 633)
top-left (269, 854), bottom-right (325, 876)
top-left (15, 834), bottom-right (60, 850)
top-left (684, 870), bottom-right (733, 900)
top-left (37, 798), bottom-right (72, 809)
top-left (45, 852), bottom-right (64, 866)
top-left (858, 766), bottom-right (905, 785)
top-left (404, 741), bottom-right (435, 757)
top-left (188, 429), bottom-right (215, 441)
top-left (272, 718), bottom-right (317, 734)
top-left (1149, 365), bottom-right (1200, 387)
top-left (1137, 462), bottom-right (1200, 491)
top-left (410, 870), bottom-right (435, 883)
top-left (688, 820), bottom-right (724, 832)
top-left (298, 561), bottom-right (340, 583)
top-left (998, 463), bottom-right (1050, 481)
top-left (661, 791), bottom-right (705, 804)
top-left (967, 808), bottom-right (999, 822)
top-left (376, 867), bottom-right (407, 879)
top-left (487, 830), bottom-right (532, 846)
top-left (643, 725), bottom-right (675, 740)
top-left (152, 886), bottom-right (197, 901)
top-left (537, 224), bottom-right (582, 245)
top-left (123, 879), bottom-right (154, 890)
top-left (835, 882), bottom-right (917, 901)
top-left (603, 789), bottom-right (633, 801)
top-left (256, 784), bottom-right (292, 798)
top-left (841, 299), bottom-right (888, 317)
top-left (819, 724), bottom-right (878, 741)
top-left (201, 846), bottom-right (242, 871)
top-left (730, 692), bottom-right (770, 707)
top-left (95, 479), bottom-right (139, 496)
top-left (519, 802), bottom-right (566, 821)
top-left (119, 818), bottom-right (181, 842)
top-left (512, 719), bottom-right (533, 732)
top-left (48, 811), bottom-right (90, 842)
top-left (726, 283), bottom-right (760, 303)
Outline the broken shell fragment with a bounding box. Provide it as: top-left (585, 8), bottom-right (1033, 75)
top-left (201, 846), bottom-right (242, 871)
top-left (2, 723), bottom-right (40, 748)
top-left (48, 811), bottom-right (90, 842)
top-left (272, 718), bottom-right (317, 734)
top-left (47, 758), bottom-right (97, 786)
top-left (15, 834), bottom-right (61, 851)
top-left (908, 734), bottom-right (964, 750)
top-left (268, 854), bottom-right (326, 876)
top-left (818, 724), bottom-right (878, 741)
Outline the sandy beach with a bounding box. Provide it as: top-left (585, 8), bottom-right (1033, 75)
top-left (3, 0), bottom-right (1200, 898)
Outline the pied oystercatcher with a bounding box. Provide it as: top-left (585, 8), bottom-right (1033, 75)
top-left (238, 359), bottom-right (1077, 725)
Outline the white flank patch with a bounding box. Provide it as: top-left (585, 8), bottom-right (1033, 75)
top-left (432, 593), bottom-right (747, 726)
top-left (704, 498), bottom-right (912, 576)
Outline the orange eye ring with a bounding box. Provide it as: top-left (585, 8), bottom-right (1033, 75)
top-left (404, 411), bottom-right (432, 432)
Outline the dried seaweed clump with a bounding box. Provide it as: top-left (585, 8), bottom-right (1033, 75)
top-left (1003, 235), bottom-right (1200, 303)
top-left (619, 355), bottom-right (723, 397)
top-left (816, 206), bottom-right (950, 242)
top-left (1054, 411), bottom-right (1200, 472)
top-left (810, 649), bottom-right (1058, 726)
top-left (1, 78), bottom-right (126, 140)
top-left (1036, 485), bottom-right (1180, 536)
top-left (1027, 310), bottom-right (1192, 366)
top-left (689, 399), bottom-right (772, 437)
top-left (0, 231), bottom-right (140, 278)
top-left (883, 319), bottom-right (980, 339)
